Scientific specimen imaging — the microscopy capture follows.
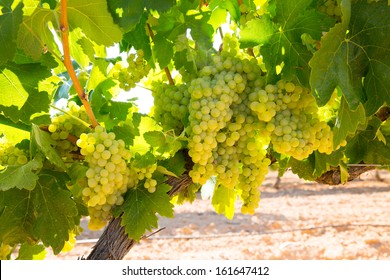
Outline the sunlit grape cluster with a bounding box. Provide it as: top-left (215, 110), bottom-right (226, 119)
top-left (249, 80), bottom-right (334, 160)
top-left (0, 139), bottom-right (28, 168)
top-left (185, 34), bottom-right (273, 213)
top-left (153, 33), bottom-right (335, 214)
top-left (76, 126), bottom-right (132, 230)
top-left (111, 49), bottom-right (151, 91)
top-left (48, 101), bottom-right (90, 161)
top-left (151, 82), bottom-right (190, 134)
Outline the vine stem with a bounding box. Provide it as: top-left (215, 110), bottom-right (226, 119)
top-left (60, 0), bottom-right (98, 128)
top-left (146, 24), bottom-right (175, 86)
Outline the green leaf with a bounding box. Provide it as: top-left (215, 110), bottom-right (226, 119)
top-left (209, 0), bottom-right (240, 22)
top-left (0, 0), bottom-right (23, 65)
top-left (67, 0), bottom-right (123, 46)
top-left (0, 156), bottom-right (42, 191)
top-left (0, 62), bottom-right (51, 123)
top-left (156, 165), bottom-right (178, 178)
top-left (31, 124), bottom-right (66, 170)
top-left (333, 97), bottom-right (366, 148)
top-left (345, 117), bottom-right (380, 163)
top-left (17, 6), bottom-right (59, 60)
top-left (144, 131), bottom-right (166, 147)
top-left (239, 15), bottom-right (275, 48)
top-left (158, 151), bottom-right (186, 177)
top-left (0, 188), bottom-right (34, 245)
top-left (32, 174), bottom-right (79, 255)
top-left (313, 149), bottom-right (345, 178)
top-left (16, 243), bottom-right (47, 260)
top-left (153, 34), bottom-right (174, 69)
top-left (144, 0), bottom-right (175, 12)
top-left (114, 184), bottom-right (174, 241)
top-left (289, 156), bottom-right (316, 181)
top-left (107, 0), bottom-right (144, 32)
top-left (212, 185), bottom-right (236, 219)
top-left (0, 66), bottom-right (29, 108)
top-left (262, 0), bottom-right (333, 85)
top-left (122, 13), bottom-right (152, 61)
top-left (133, 151), bottom-right (156, 168)
top-left (310, 0), bottom-right (390, 115)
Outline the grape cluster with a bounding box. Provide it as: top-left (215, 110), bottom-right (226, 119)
top-left (76, 126), bottom-right (132, 230)
top-left (185, 34), bottom-right (273, 212)
top-left (154, 33), bottom-right (335, 214)
top-left (0, 139), bottom-right (28, 167)
top-left (111, 50), bottom-right (151, 91)
top-left (48, 101), bottom-right (90, 161)
top-left (249, 80), bottom-right (333, 160)
top-left (151, 82), bottom-right (190, 134)
top-left (128, 163), bottom-right (158, 193)
top-left (319, 0), bottom-right (342, 19)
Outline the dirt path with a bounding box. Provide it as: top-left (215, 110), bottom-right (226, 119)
top-left (48, 170), bottom-right (390, 260)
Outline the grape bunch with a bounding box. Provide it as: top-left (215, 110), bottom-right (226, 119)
top-left (249, 80), bottom-right (334, 160)
top-left (76, 126), bottom-right (132, 230)
top-left (111, 49), bottom-right (151, 91)
top-left (0, 243), bottom-right (12, 260)
top-left (0, 139), bottom-right (28, 167)
top-left (48, 101), bottom-right (90, 161)
top-left (151, 82), bottom-right (190, 134)
top-left (185, 33), bottom-right (273, 212)
top-left (318, 0), bottom-right (342, 19)
top-left (128, 163), bottom-right (158, 193)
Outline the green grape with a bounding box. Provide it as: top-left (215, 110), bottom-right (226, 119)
top-left (151, 82), bottom-right (190, 134)
top-left (49, 101), bottom-right (90, 162)
top-left (0, 139), bottom-right (29, 168)
top-left (127, 163), bottom-right (159, 193)
top-left (77, 126), bottom-right (132, 230)
top-left (110, 49), bottom-right (151, 91)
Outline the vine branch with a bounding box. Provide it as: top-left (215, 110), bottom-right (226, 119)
top-left (60, 0), bottom-right (98, 128)
top-left (147, 24), bottom-right (175, 86)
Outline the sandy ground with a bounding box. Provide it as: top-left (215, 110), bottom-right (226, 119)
top-left (48, 170), bottom-right (390, 260)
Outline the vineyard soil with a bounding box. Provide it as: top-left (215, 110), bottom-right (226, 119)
top-left (47, 170), bottom-right (390, 260)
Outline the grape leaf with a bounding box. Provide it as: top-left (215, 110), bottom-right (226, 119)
top-left (0, 66), bottom-right (29, 109)
top-left (0, 155), bottom-right (42, 191)
top-left (289, 156), bottom-right (316, 181)
top-left (209, 0), bottom-right (240, 22)
top-left (153, 34), bottom-right (175, 69)
top-left (16, 243), bottom-right (47, 260)
top-left (67, 0), bottom-right (123, 47)
top-left (107, 0), bottom-right (143, 32)
top-left (122, 13), bottom-right (152, 61)
top-left (310, 0), bottom-right (390, 115)
top-left (31, 124), bottom-right (66, 170)
top-left (345, 117), bottom-right (381, 163)
top-left (32, 173), bottom-right (79, 255)
top-left (261, 0), bottom-right (333, 85)
top-left (239, 15), bottom-right (275, 48)
top-left (0, 188), bottom-right (34, 245)
top-left (144, 0), bottom-right (175, 12)
top-left (333, 97), bottom-right (366, 148)
top-left (158, 151), bottom-right (186, 177)
top-left (114, 184), bottom-right (174, 241)
top-left (0, 62), bottom-right (51, 123)
top-left (313, 149), bottom-right (345, 178)
top-left (0, 0), bottom-right (23, 65)
top-left (17, 6), bottom-right (59, 60)
top-left (212, 185), bottom-right (236, 219)
top-left (144, 131), bottom-right (166, 147)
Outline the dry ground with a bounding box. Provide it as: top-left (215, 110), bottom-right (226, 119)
top-left (48, 170), bottom-right (390, 260)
